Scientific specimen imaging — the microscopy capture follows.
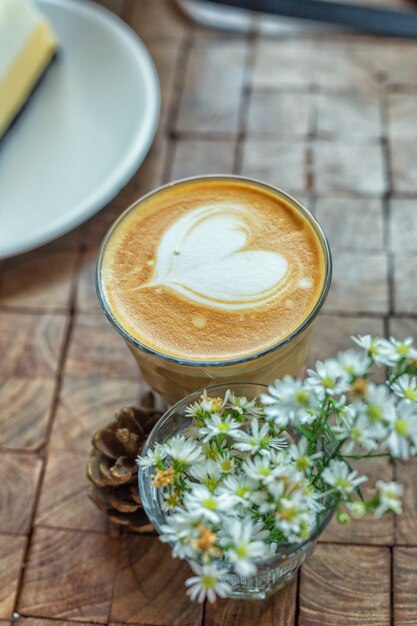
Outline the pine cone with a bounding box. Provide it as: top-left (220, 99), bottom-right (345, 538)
top-left (87, 391), bottom-right (163, 532)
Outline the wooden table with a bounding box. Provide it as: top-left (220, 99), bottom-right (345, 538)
top-left (1, 1), bottom-right (417, 624)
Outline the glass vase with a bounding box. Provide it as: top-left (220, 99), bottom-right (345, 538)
top-left (139, 382), bottom-right (335, 600)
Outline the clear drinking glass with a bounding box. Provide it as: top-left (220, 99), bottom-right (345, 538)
top-left (138, 383), bottom-right (335, 600)
top-left (96, 176), bottom-right (332, 405)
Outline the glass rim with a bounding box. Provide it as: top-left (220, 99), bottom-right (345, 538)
top-left (138, 382), bottom-right (336, 567)
top-left (96, 174), bottom-right (332, 368)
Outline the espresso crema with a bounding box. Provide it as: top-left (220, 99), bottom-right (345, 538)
top-left (100, 178), bottom-right (326, 362)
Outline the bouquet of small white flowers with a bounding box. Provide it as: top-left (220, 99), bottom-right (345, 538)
top-left (138, 335), bottom-right (417, 603)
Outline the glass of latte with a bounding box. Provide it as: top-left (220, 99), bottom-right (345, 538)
top-left (96, 176), bottom-right (331, 404)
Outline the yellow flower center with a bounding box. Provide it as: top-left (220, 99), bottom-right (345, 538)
top-left (296, 390), bottom-right (310, 405)
top-left (236, 543), bottom-right (248, 558)
top-left (404, 388), bottom-right (417, 401)
top-left (395, 419), bottom-right (409, 437)
top-left (296, 457), bottom-right (310, 471)
top-left (201, 575), bottom-right (217, 589)
top-left (368, 404), bottom-right (382, 422)
top-left (203, 497), bottom-right (217, 511)
top-left (335, 478), bottom-right (351, 491)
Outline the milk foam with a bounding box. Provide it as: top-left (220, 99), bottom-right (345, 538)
top-left (145, 203), bottom-right (292, 311)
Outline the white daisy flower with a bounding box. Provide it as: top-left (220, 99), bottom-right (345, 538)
top-left (222, 474), bottom-right (259, 507)
top-left (374, 480), bottom-right (404, 517)
top-left (199, 392), bottom-right (225, 414)
top-left (219, 518), bottom-right (269, 576)
top-left (261, 377), bottom-right (319, 426)
top-left (217, 451), bottom-right (236, 474)
top-left (364, 383), bottom-right (396, 427)
top-left (199, 413), bottom-right (241, 442)
top-left (137, 442), bottom-right (167, 468)
top-left (286, 437), bottom-right (322, 472)
top-left (188, 460), bottom-right (222, 490)
top-left (337, 349), bottom-right (370, 378)
top-left (160, 511), bottom-right (200, 558)
top-left (351, 335), bottom-right (388, 365)
top-left (233, 419), bottom-right (287, 455)
top-left (165, 435), bottom-right (204, 465)
top-left (334, 412), bottom-right (385, 452)
top-left (392, 374), bottom-right (417, 402)
top-left (225, 390), bottom-right (263, 416)
top-left (384, 400), bottom-right (417, 459)
top-left (274, 492), bottom-right (315, 542)
top-left (306, 360), bottom-right (350, 398)
top-left (185, 563), bottom-right (232, 603)
top-left (322, 459), bottom-right (368, 496)
top-left (183, 485), bottom-right (234, 523)
top-left (379, 337), bottom-right (417, 364)
top-left (242, 456), bottom-right (282, 484)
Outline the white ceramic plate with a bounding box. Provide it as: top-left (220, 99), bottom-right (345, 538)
top-left (0, 0), bottom-right (160, 259)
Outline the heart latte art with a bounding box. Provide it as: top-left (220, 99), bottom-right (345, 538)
top-left (101, 178), bottom-right (325, 361)
top-left (146, 204), bottom-right (292, 311)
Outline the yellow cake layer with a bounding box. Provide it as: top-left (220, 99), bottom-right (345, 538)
top-left (0, 22), bottom-right (58, 137)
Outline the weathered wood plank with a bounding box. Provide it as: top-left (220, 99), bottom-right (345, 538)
top-left (324, 252), bottom-right (389, 315)
top-left (35, 449), bottom-right (107, 533)
top-left (175, 40), bottom-right (247, 134)
top-left (19, 528), bottom-right (119, 622)
top-left (393, 546), bottom-right (417, 626)
top-left (110, 535), bottom-right (202, 625)
top-left (299, 544), bottom-right (391, 625)
top-left (65, 314), bottom-right (137, 381)
top-left (0, 452), bottom-right (42, 534)
top-left (0, 313), bottom-right (68, 379)
top-left (0, 378), bottom-right (55, 451)
top-left (395, 459), bottom-right (417, 546)
top-left (50, 377), bottom-right (142, 454)
top-left (0, 250), bottom-right (78, 312)
top-left (0, 534), bottom-right (27, 619)
top-left (204, 580), bottom-right (296, 626)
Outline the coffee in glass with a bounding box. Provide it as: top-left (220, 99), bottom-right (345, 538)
top-left (97, 176), bottom-right (331, 403)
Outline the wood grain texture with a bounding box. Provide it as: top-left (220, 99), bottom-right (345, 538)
top-left (0, 250), bottom-right (78, 311)
top-left (314, 141), bottom-right (386, 196)
top-left (0, 534), bottom-right (27, 619)
top-left (395, 459), bottom-right (417, 546)
top-left (241, 141), bottom-right (308, 193)
top-left (19, 527), bottom-right (119, 622)
top-left (128, 0), bottom-right (188, 43)
top-left (170, 141), bottom-right (235, 181)
top-left (299, 544), bottom-right (390, 626)
top-left (0, 313), bottom-right (68, 379)
top-left (316, 92), bottom-right (381, 139)
top-left (315, 196), bottom-right (384, 252)
top-left (17, 619), bottom-right (96, 626)
top-left (390, 199), bottom-right (417, 252)
top-left (325, 252), bottom-right (389, 315)
top-left (110, 535), bottom-right (202, 626)
top-left (247, 91), bottom-right (311, 138)
top-left (50, 377), bottom-right (143, 454)
top-left (0, 452), bottom-right (42, 534)
top-left (204, 580), bottom-right (296, 626)
top-left (175, 40), bottom-right (247, 134)
top-left (393, 255), bottom-right (417, 315)
top-left (393, 547), bottom-right (417, 626)
top-left (36, 449), bottom-right (107, 533)
top-left (0, 378), bottom-right (55, 451)
top-left (65, 314), bottom-right (137, 381)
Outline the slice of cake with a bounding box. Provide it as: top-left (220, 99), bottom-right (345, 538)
top-left (0, 0), bottom-right (59, 138)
